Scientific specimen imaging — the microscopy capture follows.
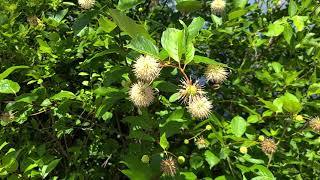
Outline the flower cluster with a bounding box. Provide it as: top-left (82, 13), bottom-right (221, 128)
top-left (178, 64), bottom-right (228, 119)
top-left (128, 54), bottom-right (229, 118)
top-left (129, 55), bottom-right (161, 107)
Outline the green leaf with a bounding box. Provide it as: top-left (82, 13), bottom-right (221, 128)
top-left (36, 38), bottom-right (53, 54)
top-left (214, 176), bottom-right (227, 180)
top-left (176, 0), bottom-right (202, 12)
top-left (288, 0), bottom-right (297, 17)
top-left (0, 66), bottom-right (29, 80)
top-left (109, 9), bottom-right (151, 39)
top-left (72, 10), bottom-right (98, 35)
top-left (250, 165), bottom-right (275, 179)
top-left (117, 0), bottom-right (144, 10)
top-left (233, 0), bottom-right (247, 8)
top-left (0, 79), bottom-right (20, 94)
top-left (204, 150), bottom-right (220, 169)
top-left (51, 91), bottom-right (76, 100)
top-left (127, 36), bottom-right (160, 58)
top-left (160, 132), bottom-right (169, 150)
top-left (161, 28), bottom-right (184, 62)
top-left (169, 92), bottom-right (180, 102)
top-left (187, 17), bottom-right (205, 41)
top-left (308, 83), bottom-right (320, 96)
top-left (24, 164), bottom-right (38, 173)
top-left (190, 155), bottom-right (203, 169)
top-left (211, 15), bottom-right (222, 27)
top-left (265, 23), bottom-right (284, 37)
top-left (247, 114), bottom-right (261, 124)
top-left (193, 55), bottom-right (227, 66)
top-left (230, 116), bottom-right (247, 137)
top-left (228, 9), bottom-right (248, 20)
top-left (292, 16), bottom-right (306, 32)
top-left (280, 92), bottom-right (302, 113)
top-left (0, 142), bottom-right (8, 151)
top-left (102, 112), bottom-right (113, 121)
top-left (41, 159), bottom-right (61, 178)
top-left (98, 16), bottom-right (117, 33)
top-left (180, 172), bottom-right (197, 180)
top-left (283, 22), bottom-right (293, 45)
top-left (50, 9), bottom-right (68, 24)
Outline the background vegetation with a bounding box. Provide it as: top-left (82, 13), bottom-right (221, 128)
top-left (0, 0), bottom-right (320, 179)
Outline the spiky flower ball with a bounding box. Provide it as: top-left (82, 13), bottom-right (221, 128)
top-left (310, 117), bottom-right (320, 133)
top-left (178, 79), bottom-right (205, 103)
top-left (0, 112), bottom-right (15, 122)
top-left (78, 0), bottom-right (95, 9)
top-left (161, 157), bottom-right (177, 176)
top-left (261, 138), bottom-right (277, 154)
top-left (133, 55), bottom-right (161, 82)
top-left (195, 136), bottom-right (208, 149)
top-left (187, 96), bottom-right (212, 119)
top-left (205, 64), bottom-right (228, 84)
top-left (129, 81), bottom-right (154, 107)
top-left (210, 0), bottom-right (226, 14)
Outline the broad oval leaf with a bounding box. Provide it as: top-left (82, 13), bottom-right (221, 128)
top-left (160, 132), bottom-right (169, 150)
top-left (204, 150), bottom-right (220, 169)
top-left (161, 28), bottom-right (184, 62)
top-left (230, 116), bottom-right (247, 137)
top-left (127, 36), bottom-right (160, 58)
top-left (109, 9), bottom-right (151, 39)
top-left (0, 79), bottom-right (20, 94)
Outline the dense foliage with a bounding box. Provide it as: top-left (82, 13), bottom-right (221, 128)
top-left (0, 0), bottom-right (320, 179)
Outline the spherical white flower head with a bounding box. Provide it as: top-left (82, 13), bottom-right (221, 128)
top-left (133, 55), bottom-right (161, 82)
top-left (211, 0), bottom-right (226, 14)
top-left (129, 81), bottom-right (154, 107)
top-left (187, 96), bottom-right (212, 119)
top-left (78, 0), bottom-right (95, 9)
top-left (178, 79), bottom-right (206, 103)
top-left (205, 64), bottom-right (228, 83)
top-left (310, 117), bottom-right (320, 133)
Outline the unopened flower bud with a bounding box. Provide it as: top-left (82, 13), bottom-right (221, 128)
top-left (184, 139), bottom-right (189, 144)
top-left (240, 146), bottom-right (248, 154)
top-left (141, 155), bottom-right (150, 163)
top-left (206, 125), bottom-right (212, 131)
top-left (177, 156), bottom-right (185, 164)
